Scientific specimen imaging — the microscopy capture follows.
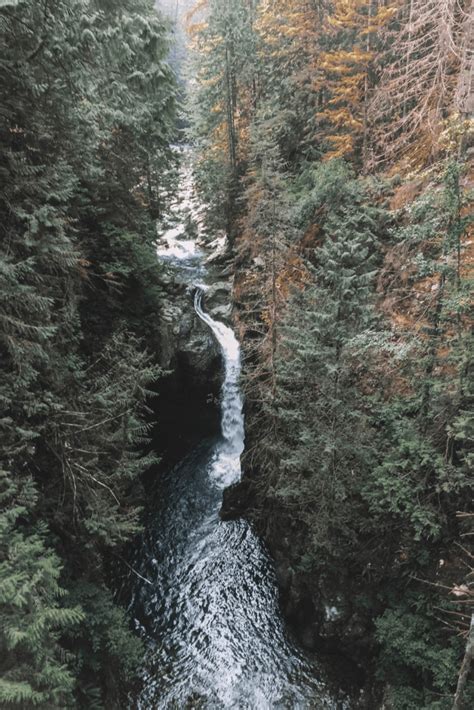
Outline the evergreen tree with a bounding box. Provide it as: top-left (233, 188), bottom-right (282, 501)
top-left (0, 0), bottom-right (176, 704)
top-left (188, 0), bottom-right (258, 235)
top-left (0, 477), bottom-right (83, 709)
top-left (317, 0), bottom-right (396, 166)
top-left (361, 159), bottom-right (474, 705)
top-left (265, 160), bottom-right (383, 559)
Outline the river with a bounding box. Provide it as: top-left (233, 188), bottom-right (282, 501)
top-left (127, 154), bottom-right (349, 709)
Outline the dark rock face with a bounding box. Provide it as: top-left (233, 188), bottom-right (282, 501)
top-left (222, 476), bottom-right (374, 656)
top-left (157, 285), bottom-right (220, 379)
top-left (150, 283), bottom-right (223, 467)
top-left (220, 478), bottom-right (253, 520)
top-left (216, 301), bottom-right (374, 686)
top-left (148, 239), bottom-right (236, 468)
top-left (177, 324), bottom-right (222, 390)
top-left (200, 274), bottom-right (234, 324)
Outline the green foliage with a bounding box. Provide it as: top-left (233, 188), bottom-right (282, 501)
top-left (67, 583), bottom-right (143, 709)
top-left (237, 151), bottom-right (472, 704)
top-left (0, 0), bottom-right (176, 704)
top-left (0, 476), bottom-right (83, 709)
top-left (365, 416), bottom-right (446, 542)
top-left (264, 160), bottom-right (384, 559)
top-left (375, 606), bottom-right (463, 709)
top-left (188, 0), bottom-right (258, 234)
top-left (189, 0), bottom-right (473, 704)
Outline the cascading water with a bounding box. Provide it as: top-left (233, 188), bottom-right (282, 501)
top-left (127, 154), bottom-right (349, 709)
top-left (194, 288), bottom-right (244, 488)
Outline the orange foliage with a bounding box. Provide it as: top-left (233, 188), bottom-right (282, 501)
top-left (255, 0), bottom-right (326, 147)
top-left (255, 0), bottom-right (397, 162)
top-left (185, 0), bottom-right (208, 37)
top-left (320, 0), bottom-right (396, 163)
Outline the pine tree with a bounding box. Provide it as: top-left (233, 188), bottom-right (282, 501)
top-left (0, 0), bottom-right (176, 703)
top-left (267, 160), bottom-right (382, 558)
top-left (188, 0), bottom-right (258, 235)
top-left (364, 159), bottom-right (473, 542)
top-left (360, 157), bottom-right (474, 705)
top-left (236, 119), bottom-right (300, 470)
top-left (0, 476), bottom-right (83, 709)
top-left (317, 0), bottom-right (396, 165)
top-left (255, 0), bottom-right (328, 161)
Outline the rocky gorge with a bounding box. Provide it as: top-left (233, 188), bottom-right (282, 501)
top-left (146, 155), bottom-right (370, 704)
top-left (126, 152), bottom-right (356, 708)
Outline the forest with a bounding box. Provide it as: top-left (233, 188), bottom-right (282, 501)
top-left (0, 0), bottom-right (473, 709)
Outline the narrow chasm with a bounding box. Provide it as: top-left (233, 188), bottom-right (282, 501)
top-left (123, 151), bottom-right (354, 708)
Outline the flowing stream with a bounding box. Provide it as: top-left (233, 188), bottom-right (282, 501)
top-left (128, 155), bottom-right (348, 709)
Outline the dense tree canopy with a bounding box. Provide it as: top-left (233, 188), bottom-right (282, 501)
top-left (189, 0), bottom-right (473, 706)
top-left (1, 0), bottom-right (472, 706)
top-left (1, 0), bottom-right (176, 705)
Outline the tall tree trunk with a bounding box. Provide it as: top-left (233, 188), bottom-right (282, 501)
top-left (362, 0), bottom-right (373, 170)
top-left (402, 0), bottom-right (415, 118)
top-left (225, 44), bottom-right (237, 171)
top-left (455, 0), bottom-right (474, 160)
top-left (225, 41), bottom-right (237, 237)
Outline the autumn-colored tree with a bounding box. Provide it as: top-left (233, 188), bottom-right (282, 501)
top-left (317, 0), bottom-right (396, 166)
top-left (255, 0), bottom-right (329, 160)
top-left (236, 123), bottom-right (297, 445)
top-left (188, 0), bottom-right (474, 704)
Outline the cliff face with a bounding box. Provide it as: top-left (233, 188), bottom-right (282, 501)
top-left (157, 284), bottom-right (221, 387)
top-left (151, 252), bottom-right (235, 466)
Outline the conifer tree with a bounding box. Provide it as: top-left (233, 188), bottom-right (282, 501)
top-left (188, 0), bottom-right (258, 234)
top-left (0, 477), bottom-right (83, 709)
top-left (0, 0), bottom-right (176, 703)
top-left (255, 0), bottom-right (328, 161)
top-left (236, 118), bottom-right (299, 467)
top-left (360, 158), bottom-right (473, 706)
top-left (317, 0), bottom-right (396, 165)
top-left (267, 160), bottom-right (382, 557)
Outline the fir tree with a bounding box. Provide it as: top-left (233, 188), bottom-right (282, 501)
top-left (0, 0), bottom-right (176, 704)
top-left (267, 160), bottom-right (383, 559)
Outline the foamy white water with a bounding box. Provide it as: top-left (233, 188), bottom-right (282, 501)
top-left (194, 289), bottom-right (244, 488)
top-left (128, 149), bottom-right (349, 710)
top-left (156, 227), bottom-right (200, 260)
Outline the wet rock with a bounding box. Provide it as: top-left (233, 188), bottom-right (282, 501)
top-left (203, 232), bottom-right (229, 264)
top-left (151, 292), bottom-right (222, 469)
top-left (157, 284), bottom-right (221, 391)
top-left (219, 263), bottom-right (236, 277)
top-left (220, 478), bottom-right (252, 520)
top-left (205, 280), bottom-right (233, 303)
top-left (208, 303), bottom-right (232, 322)
top-left (197, 280), bottom-right (234, 323)
top-left (179, 322), bottom-right (222, 390)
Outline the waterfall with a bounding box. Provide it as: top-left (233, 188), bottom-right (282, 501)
top-left (194, 289), bottom-right (244, 487)
top-left (129, 153), bottom-right (346, 709)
